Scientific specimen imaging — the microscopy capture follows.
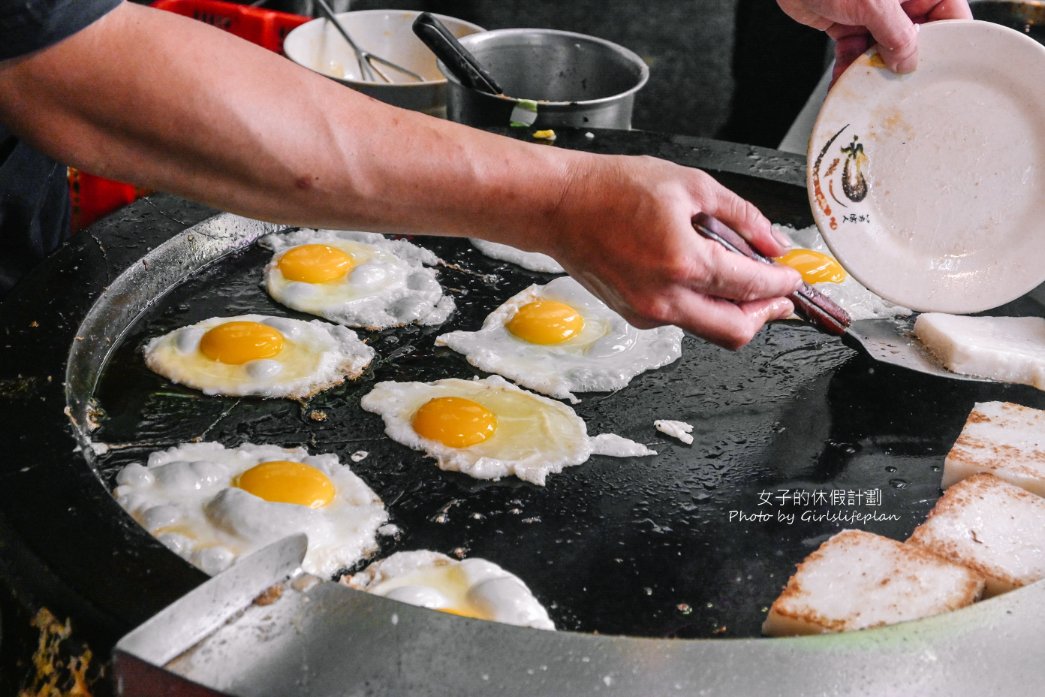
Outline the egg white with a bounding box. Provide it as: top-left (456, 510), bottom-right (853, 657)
top-left (435, 277), bottom-right (684, 403)
top-left (343, 550), bottom-right (555, 630)
top-left (261, 229), bottom-right (455, 329)
top-left (143, 314), bottom-right (374, 399)
top-left (113, 442), bottom-right (388, 577)
top-left (776, 224), bottom-right (912, 321)
top-left (360, 375), bottom-right (655, 485)
top-left (469, 238), bottom-right (565, 274)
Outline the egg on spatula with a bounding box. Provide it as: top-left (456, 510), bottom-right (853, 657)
top-left (261, 229), bottom-right (454, 329)
top-left (144, 314), bottom-right (373, 399)
top-left (113, 442), bottom-right (389, 577)
top-left (360, 375), bottom-right (655, 485)
top-left (773, 224), bottom-right (912, 320)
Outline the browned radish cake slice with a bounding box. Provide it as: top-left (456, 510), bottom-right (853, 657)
top-left (908, 473), bottom-right (1045, 596)
top-left (942, 401), bottom-right (1045, 497)
top-left (763, 529), bottom-right (984, 636)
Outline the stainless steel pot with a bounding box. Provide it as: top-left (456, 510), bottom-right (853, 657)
top-left (439, 29), bottom-right (649, 129)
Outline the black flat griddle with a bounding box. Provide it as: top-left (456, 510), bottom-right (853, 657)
top-left (2, 129), bottom-right (1043, 657)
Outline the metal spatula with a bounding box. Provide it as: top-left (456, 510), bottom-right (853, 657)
top-left (841, 316), bottom-right (988, 382)
top-left (691, 213), bottom-right (986, 382)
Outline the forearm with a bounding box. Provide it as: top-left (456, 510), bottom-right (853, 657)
top-left (0, 2), bottom-right (581, 247)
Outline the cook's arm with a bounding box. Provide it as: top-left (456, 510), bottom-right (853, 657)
top-left (778, 0), bottom-right (972, 80)
top-left (0, 2), bottom-right (800, 348)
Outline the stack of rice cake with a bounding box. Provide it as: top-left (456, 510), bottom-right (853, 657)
top-left (765, 401), bottom-right (1045, 636)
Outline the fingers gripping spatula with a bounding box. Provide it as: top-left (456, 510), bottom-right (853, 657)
top-left (691, 213), bottom-right (986, 382)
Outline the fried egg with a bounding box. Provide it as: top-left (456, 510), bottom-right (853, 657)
top-left (469, 238), bottom-right (565, 274)
top-left (342, 550), bottom-right (555, 630)
top-left (435, 277), bottom-right (683, 403)
top-left (113, 442), bottom-right (388, 577)
top-left (773, 224), bottom-right (912, 321)
top-left (144, 314), bottom-right (374, 399)
top-left (261, 229), bottom-right (454, 329)
top-left (360, 375), bottom-right (655, 485)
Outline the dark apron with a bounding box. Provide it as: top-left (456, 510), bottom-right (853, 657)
top-left (0, 124), bottom-right (70, 298)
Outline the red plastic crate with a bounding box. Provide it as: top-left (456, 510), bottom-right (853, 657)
top-left (71, 0), bottom-right (310, 232)
top-left (68, 168), bottom-right (151, 232)
top-left (150, 0), bottom-right (310, 55)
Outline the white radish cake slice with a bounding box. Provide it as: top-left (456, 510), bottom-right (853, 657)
top-left (913, 313), bottom-right (1045, 389)
top-left (763, 529), bottom-right (983, 636)
top-left (908, 473), bottom-right (1045, 597)
top-left (942, 401), bottom-right (1045, 497)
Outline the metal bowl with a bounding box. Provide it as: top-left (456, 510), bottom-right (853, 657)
top-left (440, 29), bottom-right (650, 130)
top-left (283, 10), bottom-right (484, 116)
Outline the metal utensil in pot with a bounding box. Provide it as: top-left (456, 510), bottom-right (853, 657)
top-left (313, 0), bottom-right (424, 83)
top-left (412, 12), bottom-right (503, 95)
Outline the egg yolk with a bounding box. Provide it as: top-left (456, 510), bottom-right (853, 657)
top-left (278, 244), bottom-right (355, 283)
top-left (505, 300), bottom-right (584, 344)
top-left (199, 321), bottom-right (285, 364)
top-left (775, 248), bottom-right (847, 285)
top-left (440, 606), bottom-right (485, 620)
top-left (411, 397), bottom-right (497, 448)
top-left (234, 460), bottom-right (335, 509)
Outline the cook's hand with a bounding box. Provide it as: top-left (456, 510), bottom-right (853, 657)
top-left (539, 155), bottom-right (802, 350)
top-left (777, 0), bottom-right (972, 81)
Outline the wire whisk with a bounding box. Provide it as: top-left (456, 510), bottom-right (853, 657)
top-left (313, 0), bottom-right (425, 83)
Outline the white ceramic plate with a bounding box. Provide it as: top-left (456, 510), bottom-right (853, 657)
top-left (808, 20), bottom-right (1045, 313)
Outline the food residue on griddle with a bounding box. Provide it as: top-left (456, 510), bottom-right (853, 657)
top-left (20, 608), bottom-right (99, 697)
top-left (253, 583), bottom-right (285, 607)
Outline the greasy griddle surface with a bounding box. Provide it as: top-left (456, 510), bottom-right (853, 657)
top-left (91, 227), bottom-right (1045, 639)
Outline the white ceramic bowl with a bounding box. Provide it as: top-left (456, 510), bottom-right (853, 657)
top-left (283, 10), bottom-right (484, 116)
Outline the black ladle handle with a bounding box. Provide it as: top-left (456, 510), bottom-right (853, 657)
top-left (412, 12), bottom-right (503, 95)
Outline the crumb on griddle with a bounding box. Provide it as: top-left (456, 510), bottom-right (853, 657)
top-left (309, 410), bottom-right (328, 422)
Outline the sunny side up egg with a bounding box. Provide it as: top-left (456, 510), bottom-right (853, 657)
top-left (435, 276), bottom-right (684, 403)
top-left (360, 375), bottom-right (656, 485)
top-left (343, 550), bottom-right (555, 630)
top-left (469, 238), bottom-right (565, 274)
top-left (113, 442), bottom-right (389, 576)
top-left (144, 314), bottom-right (374, 399)
top-left (261, 229), bottom-right (455, 329)
top-left (773, 224), bottom-right (912, 321)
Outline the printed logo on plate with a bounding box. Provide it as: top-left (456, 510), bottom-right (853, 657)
top-left (812, 125), bottom-right (871, 231)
